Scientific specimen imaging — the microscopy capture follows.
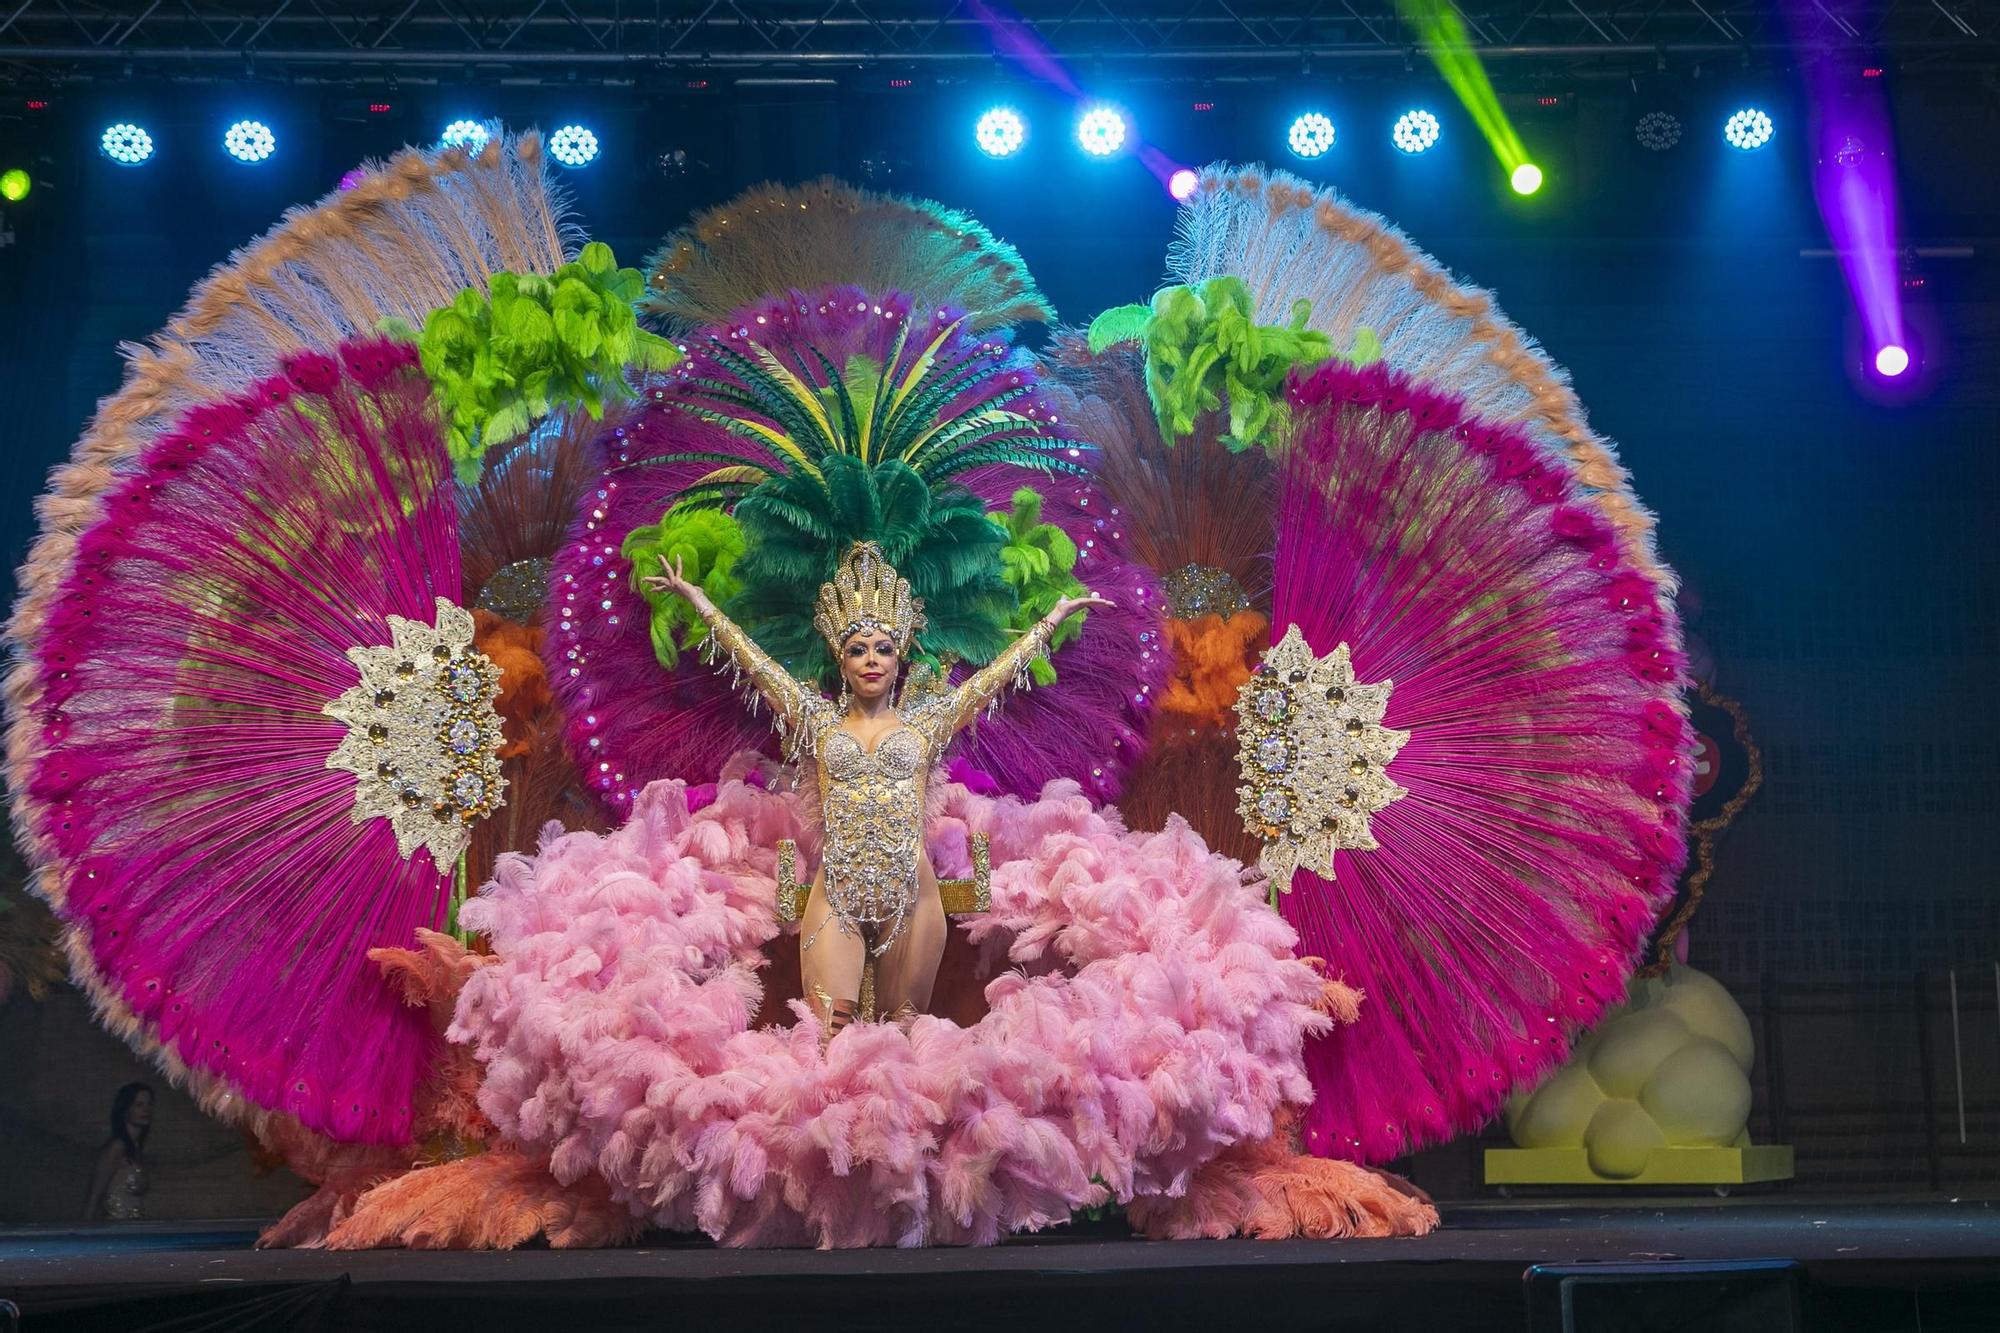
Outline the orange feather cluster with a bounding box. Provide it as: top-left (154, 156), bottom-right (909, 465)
top-left (1127, 1108), bottom-right (1439, 1241)
top-left (466, 610), bottom-right (608, 886)
top-left (317, 1149), bottom-right (644, 1250)
top-left (1155, 609), bottom-right (1269, 728)
top-left (472, 610), bottom-right (553, 758)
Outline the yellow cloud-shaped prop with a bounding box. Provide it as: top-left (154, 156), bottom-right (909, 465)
top-left (1491, 965), bottom-right (1792, 1186)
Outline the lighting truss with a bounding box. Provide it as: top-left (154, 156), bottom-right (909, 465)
top-left (1, 0), bottom-right (1992, 86)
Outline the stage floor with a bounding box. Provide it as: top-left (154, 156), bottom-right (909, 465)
top-left (3, 1199), bottom-right (1996, 1332)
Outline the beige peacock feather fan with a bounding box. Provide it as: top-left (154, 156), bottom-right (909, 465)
top-left (642, 176), bottom-right (1055, 333)
top-left (1168, 164), bottom-right (1671, 591)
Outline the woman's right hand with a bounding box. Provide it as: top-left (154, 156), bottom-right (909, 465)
top-left (641, 553), bottom-right (703, 606)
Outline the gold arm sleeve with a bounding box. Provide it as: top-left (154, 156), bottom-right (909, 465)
top-left (932, 614), bottom-right (1059, 738)
top-left (698, 605), bottom-right (834, 760)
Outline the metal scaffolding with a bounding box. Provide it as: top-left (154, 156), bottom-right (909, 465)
top-left (1, 0), bottom-right (1993, 85)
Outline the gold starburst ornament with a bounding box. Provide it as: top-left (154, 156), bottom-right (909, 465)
top-left (1236, 624), bottom-right (1410, 887)
top-left (324, 597), bottom-right (507, 869)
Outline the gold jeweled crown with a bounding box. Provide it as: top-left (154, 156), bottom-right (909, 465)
top-left (813, 542), bottom-right (926, 656)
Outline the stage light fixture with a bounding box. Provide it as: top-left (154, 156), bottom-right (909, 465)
top-left (1392, 109), bottom-right (1441, 155)
top-left (1724, 107), bottom-right (1774, 151)
top-left (0, 168), bottom-right (29, 202)
top-left (975, 107), bottom-right (1026, 158)
top-left (100, 123), bottom-right (155, 166)
top-left (440, 120), bottom-right (491, 154)
top-left (1874, 344), bottom-right (1910, 377)
top-left (1288, 112), bottom-right (1336, 159)
top-left (1168, 168), bottom-right (1199, 201)
top-left (1076, 106), bottom-right (1127, 157)
top-left (1511, 163), bottom-right (1543, 195)
top-left (224, 120), bottom-right (276, 164)
top-left (549, 124), bottom-right (600, 168)
top-left (1635, 110), bottom-right (1682, 152)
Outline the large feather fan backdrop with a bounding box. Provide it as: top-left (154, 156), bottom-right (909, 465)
top-left (15, 340), bottom-right (477, 1144)
top-left (1043, 338), bottom-right (1275, 613)
top-left (1169, 165), bottom-right (1670, 590)
top-left (1262, 358), bottom-right (1692, 1162)
top-left (548, 285), bottom-right (1165, 812)
top-left (1038, 339), bottom-right (1276, 855)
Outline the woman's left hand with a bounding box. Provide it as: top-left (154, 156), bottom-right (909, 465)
top-left (1051, 589), bottom-right (1116, 621)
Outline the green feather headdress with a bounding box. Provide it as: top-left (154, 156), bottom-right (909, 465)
top-left (632, 294), bottom-right (1090, 680)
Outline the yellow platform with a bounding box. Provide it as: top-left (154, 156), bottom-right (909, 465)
top-left (1483, 1145), bottom-right (1795, 1187)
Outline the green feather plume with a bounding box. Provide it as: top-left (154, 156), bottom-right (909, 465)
top-left (990, 488), bottom-right (1087, 685)
top-left (1085, 275), bottom-right (1382, 453)
top-left (385, 242), bottom-right (681, 483)
top-left (622, 504), bottom-right (746, 668)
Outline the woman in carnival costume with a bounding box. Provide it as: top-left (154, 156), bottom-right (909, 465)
top-left (645, 541), bottom-right (1111, 1039)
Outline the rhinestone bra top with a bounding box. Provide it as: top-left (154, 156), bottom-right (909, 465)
top-left (698, 606), bottom-right (1057, 951)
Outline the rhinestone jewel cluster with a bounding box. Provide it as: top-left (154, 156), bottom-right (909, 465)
top-left (324, 597), bottom-right (507, 868)
top-left (1163, 562), bottom-right (1250, 620)
top-left (475, 555), bottom-right (553, 625)
top-left (1235, 624), bottom-right (1410, 887)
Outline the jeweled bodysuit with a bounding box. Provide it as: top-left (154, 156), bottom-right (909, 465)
top-left (699, 607), bottom-right (1055, 951)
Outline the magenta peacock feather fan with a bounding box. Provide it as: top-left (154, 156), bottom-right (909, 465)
top-left (1257, 359), bottom-right (1693, 1164)
top-left (547, 285), bottom-right (1162, 813)
top-left (17, 338), bottom-right (482, 1144)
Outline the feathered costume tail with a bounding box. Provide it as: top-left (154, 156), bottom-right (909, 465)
top-left (1268, 360), bottom-right (1690, 1161)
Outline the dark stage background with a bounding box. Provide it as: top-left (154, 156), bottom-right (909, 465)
top-left (2, 74), bottom-right (1996, 1219)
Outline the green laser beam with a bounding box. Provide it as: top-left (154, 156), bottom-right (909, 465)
top-left (1394, 0), bottom-right (1531, 175)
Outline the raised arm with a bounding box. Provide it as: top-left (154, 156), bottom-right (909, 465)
top-left (924, 590), bottom-right (1116, 740)
top-left (644, 554), bottom-right (832, 758)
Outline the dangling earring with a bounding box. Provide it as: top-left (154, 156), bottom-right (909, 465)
top-left (836, 679), bottom-right (852, 714)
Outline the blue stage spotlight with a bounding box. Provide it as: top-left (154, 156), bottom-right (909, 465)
top-left (223, 120), bottom-right (276, 164)
top-left (1723, 107), bottom-right (1775, 151)
top-left (100, 123), bottom-right (155, 166)
top-left (549, 124), bottom-right (600, 167)
top-left (975, 107), bottom-right (1026, 158)
top-left (1168, 168), bottom-right (1199, 201)
top-left (440, 120), bottom-right (492, 154)
top-left (1076, 105), bottom-right (1127, 157)
top-left (1288, 112), bottom-right (1336, 159)
top-left (1392, 109), bottom-right (1441, 155)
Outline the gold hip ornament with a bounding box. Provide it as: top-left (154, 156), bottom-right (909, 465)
top-left (1235, 624), bottom-right (1409, 888)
